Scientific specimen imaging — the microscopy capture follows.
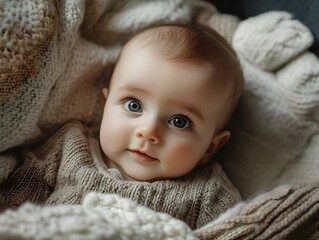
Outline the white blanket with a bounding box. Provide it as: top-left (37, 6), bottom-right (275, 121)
top-left (220, 11), bottom-right (319, 196)
top-left (0, 193), bottom-right (197, 240)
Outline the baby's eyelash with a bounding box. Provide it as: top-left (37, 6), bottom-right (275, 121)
top-left (177, 113), bottom-right (195, 128)
top-left (118, 96), bottom-right (195, 128)
top-left (119, 94), bottom-right (141, 104)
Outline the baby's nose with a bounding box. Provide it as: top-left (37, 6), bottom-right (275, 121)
top-left (135, 122), bottom-right (160, 144)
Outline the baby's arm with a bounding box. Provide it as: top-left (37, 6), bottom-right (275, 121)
top-left (0, 122), bottom-right (85, 208)
top-left (0, 147), bottom-right (59, 207)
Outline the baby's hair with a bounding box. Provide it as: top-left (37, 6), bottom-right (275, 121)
top-left (117, 22), bottom-right (244, 131)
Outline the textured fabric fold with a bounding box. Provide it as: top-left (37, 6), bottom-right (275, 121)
top-left (194, 184), bottom-right (319, 240)
top-left (0, 193), bottom-right (198, 240)
top-left (233, 11), bottom-right (314, 71)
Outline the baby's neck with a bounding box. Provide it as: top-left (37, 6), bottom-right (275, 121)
top-left (104, 157), bottom-right (137, 181)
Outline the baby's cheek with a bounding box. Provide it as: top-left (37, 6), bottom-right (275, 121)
top-left (169, 144), bottom-right (189, 159)
top-left (101, 115), bottom-right (127, 153)
top-left (167, 142), bottom-right (199, 168)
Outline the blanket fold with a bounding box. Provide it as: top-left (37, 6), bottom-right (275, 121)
top-left (219, 11), bottom-right (319, 197)
top-left (232, 11), bottom-right (314, 71)
top-left (194, 184), bottom-right (319, 239)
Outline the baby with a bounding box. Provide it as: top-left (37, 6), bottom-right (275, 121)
top-left (99, 22), bottom-right (244, 181)
top-left (0, 23), bottom-right (243, 229)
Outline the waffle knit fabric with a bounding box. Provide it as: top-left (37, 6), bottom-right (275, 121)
top-left (0, 193), bottom-right (198, 240)
top-left (0, 121), bottom-right (241, 230)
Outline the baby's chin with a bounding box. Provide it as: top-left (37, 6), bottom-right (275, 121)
top-left (105, 157), bottom-right (187, 182)
top-left (122, 169), bottom-right (189, 182)
top-left (106, 159), bottom-right (157, 182)
top-left (121, 171), bottom-right (163, 182)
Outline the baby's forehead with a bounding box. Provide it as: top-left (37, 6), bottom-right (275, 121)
top-left (121, 26), bottom-right (198, 62)
top-left (119, 38), bottom-right (231, 95)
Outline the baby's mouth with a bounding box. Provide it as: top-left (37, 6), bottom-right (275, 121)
top-left (129, 150), bottom-right (158, 163)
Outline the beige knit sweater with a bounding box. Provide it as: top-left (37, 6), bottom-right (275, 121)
top-left (0, 121), bottom-right (241, 230)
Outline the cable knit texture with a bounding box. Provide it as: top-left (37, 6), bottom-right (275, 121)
top-left (232, 11), bottom-right (314, 71)
top-left (1, 0), bottom-right (319, 239)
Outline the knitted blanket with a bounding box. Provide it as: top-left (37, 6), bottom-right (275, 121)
top-left (1, 0), bottom-right (319, 239)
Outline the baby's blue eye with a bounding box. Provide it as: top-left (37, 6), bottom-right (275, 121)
top-left (124, 100), bottom-right (142, 113)
top-left (168, 116), bottom-right (190, 129)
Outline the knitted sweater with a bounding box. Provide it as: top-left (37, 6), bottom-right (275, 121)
top-left (0, 121), bottom-right (241, 230)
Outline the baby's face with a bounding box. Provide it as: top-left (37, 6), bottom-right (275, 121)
top-left (100, 43), bottom-right (228, 181)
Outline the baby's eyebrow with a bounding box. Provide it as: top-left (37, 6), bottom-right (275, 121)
top-left (118, 85), bottom-right (149, 95)
top-left (177, 104), bottom-right (204, 122)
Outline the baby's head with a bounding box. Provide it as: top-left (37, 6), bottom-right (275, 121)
top-left (100, 23), bottom-right (244, 181)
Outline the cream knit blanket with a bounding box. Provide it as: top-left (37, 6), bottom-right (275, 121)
top-left (1, 0), bottom-right (319, 239)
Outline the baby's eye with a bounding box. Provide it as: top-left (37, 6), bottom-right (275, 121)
top-left (123, 99), bottom-right (142, 113)
top-left (168, 116), bottom-right (191, 129)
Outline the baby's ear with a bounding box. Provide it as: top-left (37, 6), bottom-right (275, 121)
top-left (101, 88), bottom-right (109, 113)
top-left (102, 88), bottom-right (109, 101)
top-left (199, 131), bottom-right (230, 165)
